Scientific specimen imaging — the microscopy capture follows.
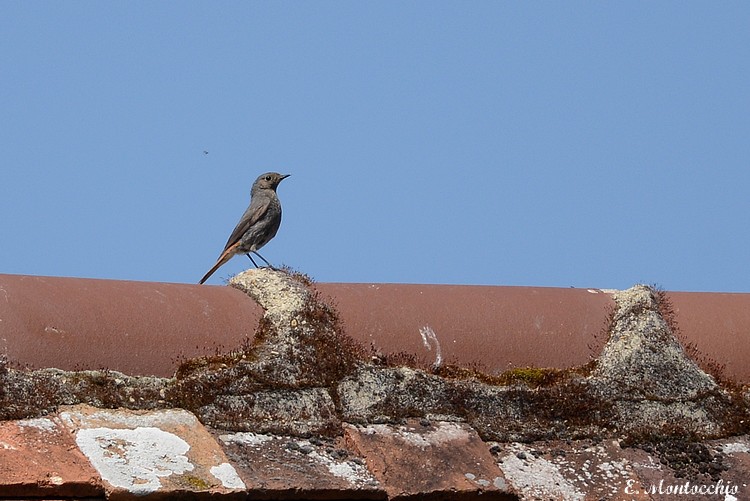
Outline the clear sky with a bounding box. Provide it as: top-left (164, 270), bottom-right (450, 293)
top-left (1, 2), bottom-right (748, 292)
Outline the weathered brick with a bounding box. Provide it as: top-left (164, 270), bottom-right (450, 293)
top-left (0, 415), bottom-right (102, 497)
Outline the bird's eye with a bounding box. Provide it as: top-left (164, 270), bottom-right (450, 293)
top-left (265, 175), bottom-right (272, 181)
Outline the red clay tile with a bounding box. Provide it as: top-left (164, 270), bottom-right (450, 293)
top-left (214, 429), bottom-right (383, 500)
top-left (344, 419), bottom-right (513, 500)
top-left (496, 439), bottom-right (652, 500)
top-left (317, 283), bottom-right (614, 373)
top-left (58, 404), bottom-right (245, 498)
top-left (0, 416), bottom-right (103, 498)
top-left (669, 291), bottom-right (750, 382)
top-left (708, 437), bottom-right (750, 499)
top-left (494, 437), bottom-right (750, 500)
top-left (3, 272), bottom-right (750, 385)
top-left (626, 438), bottom-right (750, 499)
top-left (0, 273), bottom-right (262, 377)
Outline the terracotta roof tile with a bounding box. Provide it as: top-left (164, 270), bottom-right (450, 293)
top-left (0, 415), bottom-right (102, 498)
top-left (215, 429), bottom-right (383, 499)
top-left (344, 420), bottom-right (511, 499)
top-left (59, 405), bottom-right (244, 497)
top-left (1, 408), bottom-right (748, 499)
top-left (1, 269), bottom-right (750, 499)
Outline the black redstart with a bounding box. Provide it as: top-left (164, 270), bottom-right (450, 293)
top-left (199, 172), bottom-right (290, 284)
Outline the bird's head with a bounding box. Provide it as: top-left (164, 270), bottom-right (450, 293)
top-left (253, 172), bottom-right (291, 191)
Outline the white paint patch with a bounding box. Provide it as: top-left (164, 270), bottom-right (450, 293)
top-left (419, 325), bottom-right (442, 367)
top-left (307, 450), bottom-right (377, 488)
top-left (465, 471), bottom-right (503, 489)
top-left (61, 408), bottom-right (198, 430)
top-left (721, 442), bottom-right (750, 454)
top-left (402, 422), bottom-right (470, 448)
top-left (75, 427), bottom-right (194, 495)
top-left (210, 463), bottom-right (246, 489)
top-left (218, 431), bottom-right (273, 447)
top-left (596, 460), bottom-right (628, 479)
top-left (17, 417), bottom-right (58, 433)
top-left (632, 454), bottom-right (662, 471)
top-left (0, 441), bottom-right (17, 450)
top-left (363, 422), bottom-right (470, 448)
top-left (498, 444), bottom-right (584, 501)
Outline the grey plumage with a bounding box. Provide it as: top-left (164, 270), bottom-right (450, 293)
top-left (199, 172), bottom-right (290, 284)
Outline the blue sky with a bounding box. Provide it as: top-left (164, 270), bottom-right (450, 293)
top-left (1, 2), bottom-right (748, 291)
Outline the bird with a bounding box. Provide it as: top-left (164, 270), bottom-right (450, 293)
top-left (199, 172), bottom-right (290, 284)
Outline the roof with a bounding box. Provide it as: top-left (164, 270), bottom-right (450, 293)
top-left (2, 405), bottom-right (749, 499)
top-left (1, 268), bottom-right (749, 499)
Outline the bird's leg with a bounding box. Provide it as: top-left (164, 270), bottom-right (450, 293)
top-left (253, 251), bottom-right (275, 269)
top-left (246, 253), bottom-right (260, 268)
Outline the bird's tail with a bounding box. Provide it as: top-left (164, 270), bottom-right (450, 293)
top-left (199, 245), bottom-right (238, 284)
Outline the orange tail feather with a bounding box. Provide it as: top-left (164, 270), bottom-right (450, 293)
top-left (199, 244), bottom-right (240, 284)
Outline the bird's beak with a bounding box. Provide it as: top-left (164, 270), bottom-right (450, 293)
top-left (281, 174), bottom-right (291, 180)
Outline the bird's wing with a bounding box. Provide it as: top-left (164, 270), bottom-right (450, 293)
top-left (220, 196), bottom-right (271, 254)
